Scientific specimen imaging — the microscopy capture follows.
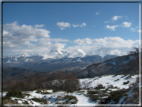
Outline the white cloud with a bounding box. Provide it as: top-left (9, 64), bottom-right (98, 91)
top-left (104, 16), bottom-right (122, 23)
top-left (112, 16), bottom-right (122, 20)
top-left (70, 37), bottom-right (139, 57)
top-left (3, 22), bottom-right (139, 57)
top-left (130, 26), bottom-right (141, 32)
top-left (106, 25), bottom-right (118, 31)
top-left (72, 24), bottom-right (79, 27)
top-left (96, 12), bottom-right (99, 15)
top-left (4, 21), bottom-right (50, 38)
top-left (73, 38), bottom-right (92, 45)
top-left (130, 28), bottom-right (136, 32)
top-left (34, 24), bottom-right (44, 28)
top-left (57, 22), bottom-right (70, 30)
top-left (106, 22), bottom-right (132, 31)
top-left (3, 22), bottom-right (68, 56)
top-left (130, 26), bottom-right (142, 32)
top-left (80, 22), bottom-right (86, 27)
top-left (104, 21), bottom-right (110, 23)
top-left (73, 37), bottom-right (138, 48)
top-left (72, 22), bottom-right (86, 28)
top-left (110, 49), bottom-right (121, 55)
top-left (122, 22), bottom-right (131, 27)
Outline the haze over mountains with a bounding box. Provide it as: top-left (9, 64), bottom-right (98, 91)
top-left (3, 49), bottom-right (118, 72)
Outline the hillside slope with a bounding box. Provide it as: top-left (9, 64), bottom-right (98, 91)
top-left (74, 54), bottom-right (136, 78)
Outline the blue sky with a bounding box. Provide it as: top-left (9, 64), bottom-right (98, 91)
top-left (3, 3), bottom-right (140, 57)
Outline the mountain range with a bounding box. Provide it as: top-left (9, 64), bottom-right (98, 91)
top-left (3, 52), bottom-right (118, 72)
top-left (3, 53), bottom-right (138, 84)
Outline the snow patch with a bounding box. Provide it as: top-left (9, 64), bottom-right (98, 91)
top-left (78, 49), bottom-right (86, 56)
top-left (25, 58), bottom-right (33, 62)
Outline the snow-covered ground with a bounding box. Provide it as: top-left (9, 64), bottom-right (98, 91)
top-left (2, 74), bottom-right (138, 106)
top-left (79, 74), bottom-right (138, 89)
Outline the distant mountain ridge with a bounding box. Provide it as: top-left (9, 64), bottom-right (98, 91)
top-left (41, 54), bottom-right (136, 78)
top-left (4, 48), bottom-right (119, 59)
top-left (3, 54), bottom-right (118, 72)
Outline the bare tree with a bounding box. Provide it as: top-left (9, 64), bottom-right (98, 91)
top-left (26, 74), bottom-right (37, 89)
top-left (128, 47), bottom-right (141, 74)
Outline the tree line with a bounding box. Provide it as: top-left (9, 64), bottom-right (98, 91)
top-left (3, 72), bottom-right (80, 92)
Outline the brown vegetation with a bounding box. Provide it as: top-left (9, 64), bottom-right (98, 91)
top-left (3, 72), bottom-right (80, 92)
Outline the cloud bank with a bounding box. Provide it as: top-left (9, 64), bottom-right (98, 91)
top-left (3, 22), bottom-right (139, 57)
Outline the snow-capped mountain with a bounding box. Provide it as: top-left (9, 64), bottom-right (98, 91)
top-left (3, 53), bottom-right (118, 72)
top-left (42, 49), bottom-right (69, 60)
top-left (68, 49), bottom-right (86, 58)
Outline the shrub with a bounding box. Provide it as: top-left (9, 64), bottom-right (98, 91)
top-left (31, 98), bottom-right (48, 104)
top-left (23, 93), bottom-right (30, 98)
top-left (53, 89), bottom-right (57, 92)
top-left (64, 95), bottom-right (78, 104)
top-left (67, 89), bottom-right (74, 93)
top-left (109, 90), bottom-right (124, 101)
top-left (99, 97), bottom-right (111, 104)
top-left (133, 92), bottom-right (139, 98)
top-left (123, 81), bottom-right (130, 85)
top-left (56, 95), bottom-right (78, 104)
top-left (5, 89), bottom-right (23, 98)
top-left (94, 84), bottom-right (105, 89)
top-left (107, 85), bottom-right (114, 88)
top-left (100, 89), bottom-right (125, 104)
top-left (31, 87), bottom-right (38, 91)
top-left (133, 87), bottom-right (139, 92)
top-left (23, 100), bottom-right (29, 104)
top-left (3, 98), bottom-right (18, 104)
top-left (88, 91), bottom-right (98, 94)
top-left (88, 95), bottom-right (99, 101)
top-left (36, 89), bottom-right (51, 94)
top-left (78, 90), bottom-right (84, 93)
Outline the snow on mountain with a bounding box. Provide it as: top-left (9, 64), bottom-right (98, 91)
top-left (4, 48), bottom-right (120, 62)
top-left (21, 53), bottom-right (30, 57)
top-left (42, 54), bottom-right (55, 60)
top-left (78, 49), bottom-right (86, 56)
top-left (68, 49), bottom-right (86, 58)
top-left (42, 49), bottom-right (68, 60)
top-left (73, 58), bottom-right (82, 62)
top-left (24, 58), bottom-right (33, 62)
top-left (12, 52), bottom-right (34, 58)
top-left (6, 60), bottom-right (12, 63)
top-left (41, 49), bottom-right (86, 59)
top-left (57, 49), bottom-right (62, 55)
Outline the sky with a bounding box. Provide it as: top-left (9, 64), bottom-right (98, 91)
top-left (3, 2), bottom-right (140, 57)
